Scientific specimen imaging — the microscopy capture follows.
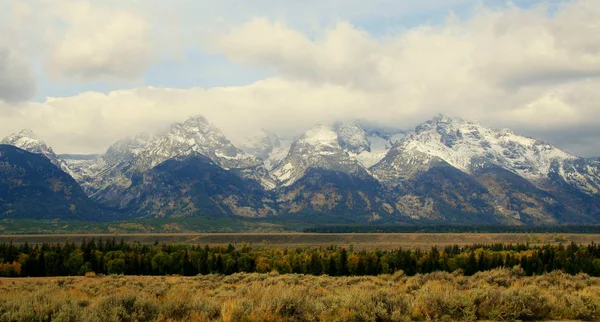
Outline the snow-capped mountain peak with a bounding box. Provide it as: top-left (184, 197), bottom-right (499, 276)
top-left (241, 121), bottom-right (405, 181)
top-left (2, 129), bottom-right (46, 153)
top-left (183, 114), bottom-right (209, 124)
top-left (333, 121), bottom-right (370, 154)
top-left (334, 121), bottom-right (407, 168)
top-left (373, 115), bottom-right (578, 185)
top-left (271, 124), bottom-right (370, 186)
top-left (0, 129), bottom-right (75, 177)
top-left (297, 124), bottom-right (340, 153)
top-left (103, 133), bottom-right (153, 167)
top-left (138, 115), bottom-right (262, 171)
top-left (14, 128), bottom-right (37, 138)
top-left (80, 115), bottom-right (277, 202)
top-left (3, 114), bottom-right (600, 224)
top-left (238, 130), bottom-right (291, 170)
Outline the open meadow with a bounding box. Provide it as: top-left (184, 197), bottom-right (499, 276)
top-left (1, 269), bottom-right (600, 321)
top-left (1, 233), bottom-right (600, 320)
top-left (0, 232), bottom-right (599, 250)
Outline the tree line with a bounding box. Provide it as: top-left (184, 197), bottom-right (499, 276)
top-left (303, 224), bottom-right (600, 234)
top-left (1, 239), bottom-right (600, 277)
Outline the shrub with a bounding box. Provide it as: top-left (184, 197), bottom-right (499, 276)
top-left (2, 268), bottom-right (600, 322)
top-left (85, 294), bottom-right (158, 322)
top-left (550, 292), bottom-right (600, 320)
top-left (0, 294), bottom-right (81, 322)
top-left (412, 280), bottom-right (475, 321)
top-left (159, 296), bottom-right (191, 320)
top-left (473, 285), bottom-right (550, 321)
top-left (190, 299), bottom-right (221, 321)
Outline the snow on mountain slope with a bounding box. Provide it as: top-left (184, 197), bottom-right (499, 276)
top-left (57, 134), bottom-right (156, 195)
top-left (372, 115), bottom-right (586, 189)
top-left (102, 133), bottom-right (153, 168)
top-left (354, 130), bottom-right (407, 168)
top-left (265, 140), bottom-right (293, 171)
top-left (237, 130), bottom-right (293, 171)
top-left (3, 114), bottom-right (600, 223)
top-left (1, 129), bottom-right (76, 178)
top-left (271, 124), bottom-right (370, 186)
top-left (62, 158), bottom-right (100, 180)
top-left (127, 116), bottom-right (264, 172)
top-left (555, 158), bottom-right (600, 196)
top-left (89, 115), bottom-right (277, 202)
top-left (237, 131), bottom-right (281, 160)
top-left (332, 122), bottom-right (409, 168)
top-left (334, 121), bottom-right (370, 154)
top-left (244, 122), bottom-right (407, 176)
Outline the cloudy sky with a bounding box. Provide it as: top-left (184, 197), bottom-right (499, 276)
top-left (1, 0), bottom-right (600, 156)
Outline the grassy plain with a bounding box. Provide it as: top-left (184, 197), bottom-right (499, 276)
top-left (0, 232), bottom-right (599, 250)
top-left (0, 217), bottom-right (292, 235)
top-left (1, 268), bottom-right (599, 321)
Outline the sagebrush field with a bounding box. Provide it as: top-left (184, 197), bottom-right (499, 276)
top-left (1, 268), bottom-right (599, 321)
top-left (2, 237), bottom-right (600, 321)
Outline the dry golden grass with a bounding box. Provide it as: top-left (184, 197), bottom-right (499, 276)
top-left (1, 268), bottom-right (599, 321)
top-left (1, 233), bottom-right (598, 250)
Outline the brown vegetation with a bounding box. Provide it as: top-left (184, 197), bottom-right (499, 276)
top-left (1, 233), bottom-right (600, 250)
top-left (1, 268), bottom-right (599, 321)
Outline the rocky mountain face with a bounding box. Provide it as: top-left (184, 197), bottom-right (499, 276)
top-left (372, 115), bottom-right (576, 184)
top-left (277, 168), bottom-right (393, 223)
top-left (334, 122), bottom-right (406, 168)
top-left (0, 145), bottom-right (105, 220)
top-left (65, 133), bottom-right (156, 199)
top-left (2, 115), bottom-right (599, 224)
top-left (271, 125), bottom-right (370, 187)
top-left (85, 116), bottom-right (276, 209)
top-left (239, 123), bottom-right (406, 173)
top-left (1, 129), bottom-right (75, 178)
top-left (119, 154), bottom-right (276, 218)
top-left (372, 116), bottom-right (600, 224)
top-left (266, 122), bottom-right (404, 220)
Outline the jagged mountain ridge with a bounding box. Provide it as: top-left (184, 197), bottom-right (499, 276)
top-left (1, 129), bottom-right (76, 179)
top-left (335, 122), bottom-right (407, 168)
top-left (268, 122), bottom-right (406, 187)
top-left (119, 153), bottom-right (276, 218)
top-left (271, 125), bottom-right (370, 187)
top-left (85, 116), bottom-right (277, 207)
top-left (0, 145), bottom-right (106, 220)
top-left (2, 114), bottom-right (599, 224)
top-left (371, 116), bottom-right (600, 223)
top-left (239, 122), bottom-right (407, 173)
top-left (371, 115), bottom-right (599, 193)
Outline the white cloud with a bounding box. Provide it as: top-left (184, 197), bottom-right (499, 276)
top-left (2, 76), bottom-right (600, 156)
top-left (212, 1), bottom-right (600, 92)
top-left (210, 19), bottom-right (386, 89)
top-left (0, 81), bottom-right (367, 153)
top-left (48, 1), bottom-right (154, 80)
top-left (1, 0), bottom-right (600, 157)
top-left (0, 43), bottom-right (35, 102)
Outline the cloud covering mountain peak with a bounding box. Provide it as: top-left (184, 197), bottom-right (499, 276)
top-left (0, 0), bottom-right (599, 158)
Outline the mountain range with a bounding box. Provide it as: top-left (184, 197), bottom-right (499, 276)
top-left (2, 115), bottom-right (599, 225)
